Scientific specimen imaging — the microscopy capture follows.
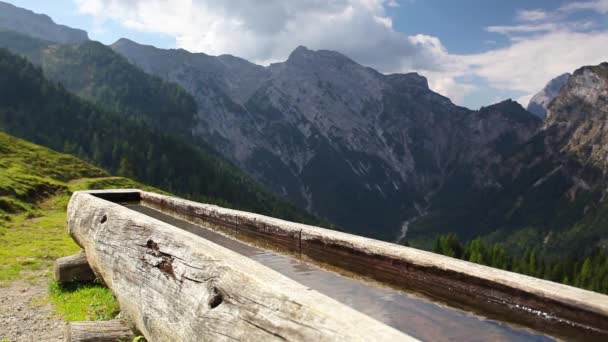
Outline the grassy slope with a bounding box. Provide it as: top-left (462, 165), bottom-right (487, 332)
top-left (0, 131), bottom-right (158, 321)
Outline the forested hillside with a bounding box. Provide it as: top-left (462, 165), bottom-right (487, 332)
top-left (0, 48), bottom-right (319, 225)
top-left (433, 233), bottom-right (608, 294)
top-left (0, 30), bottom-right (197, 139)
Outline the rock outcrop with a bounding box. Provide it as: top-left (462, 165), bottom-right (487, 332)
top-left (527, 73), bottom-right (571, 118)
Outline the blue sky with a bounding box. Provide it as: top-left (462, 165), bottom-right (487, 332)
top-left (6, 0), bottom-right (176, 48)
top-left (5, 0), bottom-right (608, 109)
top-left (390, 0), bottom-right (550, 53)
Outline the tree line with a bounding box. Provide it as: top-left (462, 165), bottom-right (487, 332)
top-left (433, 233), bottom-right (608, 294)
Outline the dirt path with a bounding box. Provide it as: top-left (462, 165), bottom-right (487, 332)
top-left (0, 272), bottom-right (63, 341)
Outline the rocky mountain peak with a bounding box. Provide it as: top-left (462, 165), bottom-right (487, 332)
top-left (483, 98), bottom-right (525, 112)
top-left (289, 45), bottom-right (310, 56)
top-left (286, 45), bottom-right (359, 70)
top-left (385, 72), bottom-right (429, 89)
top-left (285, 45), bottom-right (317, 64)
top-left (111, 37), bottom-right (137, 48)
top-left (546, 64), bottom-right (608, 126)
top-left (480, 99), bottom-right (541, 125)
top-left (527, 73), bottom-right (571, 119)
top-left (0, 1), bottom-right (88, 44)
top-left (573, 62), bottom-right (608, 78)
top-left (542, 62), bottom-right (608, 169)
top-left (111, 38), bottom-right (174, 57)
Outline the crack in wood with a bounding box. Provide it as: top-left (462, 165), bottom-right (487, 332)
top-left (144, 239), bottom-right (176, 280)
top-left (207, 328), bottom-right (239, 341)
top-left (242, 318), bottom-right (287, 340)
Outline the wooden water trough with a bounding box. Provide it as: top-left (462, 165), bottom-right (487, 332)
top-left (65, 189), bottom-right (608, 341)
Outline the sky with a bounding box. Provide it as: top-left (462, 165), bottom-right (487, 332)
top-left (6, 0), bottom-right (608, 109)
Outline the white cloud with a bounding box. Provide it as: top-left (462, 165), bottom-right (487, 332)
top-left (486, 21), bottom-right (598, 40)
top-left (74, 0), bottom-right (478, 103)
top-left (75, 0), bottom-right (442, 72)
top-left (467, 2), bottom-right (608, 105)
top-left (560, 0), bottom-right (608, 14)
top-left (419, 29), bottom-right (608, 107)
top-left (486, 23), bottom-right (557, 35)
top-left (425, 71), bottom-right (477, 105)
top-left (516, 9), bottom-right (549, 22)
top-left (516, 93), bottom-right (534, 108)
top-left (455, 30), bottom-right (608, 106)
top-left (74, 0), bottom-right (608, 109)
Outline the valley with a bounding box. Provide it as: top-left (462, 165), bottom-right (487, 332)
top-left (0, 1), bottom-right (607, 330)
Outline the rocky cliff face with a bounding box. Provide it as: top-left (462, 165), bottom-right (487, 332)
top-left (112, 40), bottom-right (541, 239)
top-left (416, 63), bottom-right (608, 252)
top-left (545, 64), bottom-right (608, 169)
top-left (0, 1), bottom-right (88, 44)
top-left (515, 64), bottom-right (608, 252)
top-left (527, 73), bottom-right (571, 118)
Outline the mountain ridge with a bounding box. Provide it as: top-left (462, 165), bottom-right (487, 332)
top-left (112, 38), bottom-right (541, 239)
top-left (0, 1), bottom-right (88, 43)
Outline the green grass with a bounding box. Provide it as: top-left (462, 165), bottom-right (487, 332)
top-left (49, 281), bottom-right (120, 321)
top-left (0, 131), bottom-right (159, 321)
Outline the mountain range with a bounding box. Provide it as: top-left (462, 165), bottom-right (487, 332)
top-left (0, 1), bottom-right (607, 257)
top-left (110, 38), bottom-right (547, 241)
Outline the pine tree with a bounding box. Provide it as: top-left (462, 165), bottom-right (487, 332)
top-left (117, 156), bottom-right (135, 178)
top-left (579, 257), bottom-right (592, 288)
top-left (528, 249), bottom-right (538, 277)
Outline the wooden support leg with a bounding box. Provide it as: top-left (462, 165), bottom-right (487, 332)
top-left (54, 251), bottom-right (96, 283)
top-left (64, 320), bottom-right (135, 342)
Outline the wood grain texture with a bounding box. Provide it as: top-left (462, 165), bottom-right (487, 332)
top-left (64, 320), bottom-right (134, 342)
top-left (67, 191), bottom-right (414, 342)
top-left (140, 190), bottom-right (608, 338)
top-left (54, 251), bottom-right (96, 283)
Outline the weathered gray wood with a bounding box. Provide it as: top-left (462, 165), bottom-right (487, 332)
top-left (67, 191), bottom-right (413, 342)
top-left (140, 190), bottom-right (608, 338)
top-left (64, 320), bottom-right (134, 342)
top-left (54, 251), bottom-right (96, 283)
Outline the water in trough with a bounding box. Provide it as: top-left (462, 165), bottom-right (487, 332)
top-left (125, 204), bottom-right (553, 341)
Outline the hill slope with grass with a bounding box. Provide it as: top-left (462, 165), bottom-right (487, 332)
top-left (0, 130), bottom-right (161, 284)
top-left (0, 130), bottom-right (161, 339)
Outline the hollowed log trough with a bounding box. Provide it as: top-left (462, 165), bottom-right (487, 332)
top-left (67, 190), bottom-right (413, 342)
top-left (67, 189), bottom-right (608, 341)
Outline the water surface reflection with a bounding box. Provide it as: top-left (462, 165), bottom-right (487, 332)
top-left (126, 204), bottom-right (553, 342)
